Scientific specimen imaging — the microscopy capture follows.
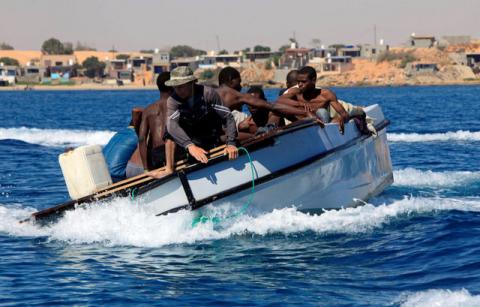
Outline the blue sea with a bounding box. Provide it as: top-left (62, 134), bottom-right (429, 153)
top-left (1, 85), bottom-right (480, 306)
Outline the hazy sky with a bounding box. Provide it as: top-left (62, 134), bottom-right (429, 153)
top-left (1, 0), bottom-right (479, 52)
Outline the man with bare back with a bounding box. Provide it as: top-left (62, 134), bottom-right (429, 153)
top-left (138, 72), bottom-right (177, 179)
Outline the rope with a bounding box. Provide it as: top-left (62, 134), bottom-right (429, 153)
top-left (192, 146), bottom-right (255, 227)
top-left (130, 187), bottom-right (138, 201)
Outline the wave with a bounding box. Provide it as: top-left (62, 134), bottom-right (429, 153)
top-left (2, 195), bottom-right (480, 248)
top-left (398, 289), bottom-right (480, 307)
top-left (394, 168), bottom-right (480, 188)
top-left (0, 127), bottom-right (115, 147)
top-left (5, 128), bottom-right (478, 147)
top-left (388, 130), bottom-right (480, 143)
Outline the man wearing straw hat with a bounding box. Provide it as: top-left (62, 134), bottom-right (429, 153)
top-left (165, 66), bottom-right (238, 164)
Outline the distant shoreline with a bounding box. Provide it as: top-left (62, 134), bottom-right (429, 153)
top-left (0, 84), bottom-right (158, 91)
top-left (0, 81), bottom-right (479, 91)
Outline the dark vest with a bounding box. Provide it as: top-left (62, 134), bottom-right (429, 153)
top-left (172, 85), bottom-right (224, 148)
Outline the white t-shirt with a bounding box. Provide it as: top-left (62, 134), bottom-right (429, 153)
top-left (231, 110), bottom-right (249, 131)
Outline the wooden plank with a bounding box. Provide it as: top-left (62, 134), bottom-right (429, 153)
top-left (95, 148), bottom-right (229, 197)
top-left (93, 144), bottom-right (226, 194)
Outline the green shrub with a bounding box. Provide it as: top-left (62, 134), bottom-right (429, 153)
top-left (399, 54), bottom-right (417, 68)
top-left (116, 54), bottom-right (130, 60)
top-left (272, 55), bottom-right (280, 67)
top-left (377, 50), bottom-right (417, 68)
top-left (82, 56), bottom-right (106, 78)
top-left (0, 42), bottom-right (14, 50)
top-left (265, 60), bottom-right (273, 70)
top-left (0, 57), bottom-right (19, 66)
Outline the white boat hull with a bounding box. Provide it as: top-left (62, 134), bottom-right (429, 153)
top-left (209, 129), bottom-right (392, 213)
top-left (137, 104), bottom-right (393, 215)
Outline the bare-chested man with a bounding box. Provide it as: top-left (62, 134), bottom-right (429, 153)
top-left (215, 67), bottom-right (312, 134)
top-left (138, 72), bottom-right (176, 179)
top-left (278, 66), bottom-right (349, 133)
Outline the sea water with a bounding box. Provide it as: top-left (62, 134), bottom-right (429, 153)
top-left (1, 86), bottom-right (480, 305)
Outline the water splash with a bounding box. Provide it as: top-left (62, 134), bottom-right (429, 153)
top-left (0, 127), bottom-right (115, 147)
top-left (398, 289), bottom-right (480, 307)
top-left (2, 195), bottom-right (480, 248)
top-left (393, 168), bottom-right (480, 188)
top-left (388, 130), bottom-right (480, 143)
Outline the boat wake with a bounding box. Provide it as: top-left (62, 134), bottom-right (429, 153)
top-left (388, 130), bottom-right (480, 143)
top-left (0, 127), bottom-right (114, 147)
top-left (4, 128), bottom-right (479, 148)
top-left (397, 288), bottom-right (480, 307)
top-left (393, 168), bottom-right (480, 188)
top-left (2, 128), bottom-right (479, 147)
top-left (2, 195), bottom-right (480, 248)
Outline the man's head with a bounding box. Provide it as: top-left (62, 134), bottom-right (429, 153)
top-left (246, 85), bottom-right (266, 113)
top-left (219, 67), bottom-right (242, 91)
top-left (286, 69), bottom-right (298, 88)
top-left (238, 117), bottom-right (257, 134)
top-left (247, 86), bottom-right (266, 101)
top-left (297, 66), bottom-right (317, 93)
top-left (247, 86), bottom-right (269, 127)
top-left (156, 72), bottom-right (173, 94)
top-left (165, 66), bottom-right (197, 99)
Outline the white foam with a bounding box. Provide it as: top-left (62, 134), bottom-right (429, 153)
top-left (388, 130), bottom-right (480, 143)
top-left (399, 289), bottom-right (480, 307)
top-left (0, 127), bottom-right (115, 147)
top-left (394, 168), bottom-right (480, 188)
top-left (2, 195), bottom-right (480, 247)
top-left (225, 196), bottom-right (480, 236)
top-left (0, 204), bottom-right (44, 237)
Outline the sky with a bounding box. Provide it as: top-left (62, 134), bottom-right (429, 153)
top-left (1, 0), bottom-right (479, 52)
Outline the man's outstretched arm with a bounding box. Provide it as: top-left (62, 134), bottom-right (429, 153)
top-left (321, 89), bottom-right (348, 134)
top-left (237, 92), bottom-right (274, 111)
top-left (322, 89), bottom-right (349, 121)
top-left (271, 103), bottom-right (309, 117)
top-left (277, 95), bottom-right (304, 108)
top-left (208, 89), bottom-right (237, 146)
top-left (207, 88), bottom-right (238, 160)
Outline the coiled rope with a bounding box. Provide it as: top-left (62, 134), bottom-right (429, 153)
top-left (192, 146), bottom-right (255, 227)
top-left (129, 147), bottom-right (256, 225)
top-left (130, 187), bottom-right (138, 201)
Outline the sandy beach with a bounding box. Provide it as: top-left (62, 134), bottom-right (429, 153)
top-left (0, 84), bottom-right (158, 91)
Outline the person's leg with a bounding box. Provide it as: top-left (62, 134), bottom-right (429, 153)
top-left (315, 108), bottom-right (331, 123)
top-left (126, 162), bottom-right (144, 178)
top-left (267, 113), bottom-right (283, 127)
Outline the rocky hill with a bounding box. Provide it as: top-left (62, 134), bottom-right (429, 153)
top-left (238, 44), bottom-right (480, 87)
